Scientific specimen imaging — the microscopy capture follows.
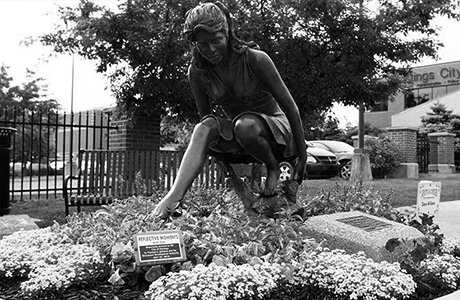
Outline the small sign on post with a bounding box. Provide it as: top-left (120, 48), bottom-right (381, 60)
top-left (134, 230), bottom-right (187, 266)
top-left (416, 181), bottom-right (441, 215)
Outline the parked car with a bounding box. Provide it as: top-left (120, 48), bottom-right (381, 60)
top-left (309, 140), bottom-right (355, 179)
top-left (49, 160), bottom-right (66, 171)
top-left (279, 141), bottom-right (340, 180)
top-left (9, 161), bottom-right (31, 175)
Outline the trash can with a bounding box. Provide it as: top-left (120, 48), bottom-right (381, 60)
top-left (0, 127), bottom-right (16, 216)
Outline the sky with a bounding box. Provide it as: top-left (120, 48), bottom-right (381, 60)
top-left (0, 0), bottom-right (116, 113)
top-left (1, 0), bottom-right (459, 127)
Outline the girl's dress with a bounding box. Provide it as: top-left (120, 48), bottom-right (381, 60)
top-left (193, 46), bottom-right (297, 162)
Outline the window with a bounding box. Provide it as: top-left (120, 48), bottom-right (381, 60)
top-left (369, 101), bottom-right (388, 112)
top-left (404, 90), bottom-right (431, 109)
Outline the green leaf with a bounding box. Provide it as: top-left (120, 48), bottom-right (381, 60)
top-left (385, 238), bottom-right (402, 252)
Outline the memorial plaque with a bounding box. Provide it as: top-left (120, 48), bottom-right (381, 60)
top-left (134, 230), bottom-right (186, 266)
top-left (416, 181), bottom-right (441, 215)
top-left (337, 215), bottom-right (392, 232)
top-left (302, 211), bottom-right (425, 262)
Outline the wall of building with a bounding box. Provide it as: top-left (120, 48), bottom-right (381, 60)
top-left (392, 89), bottom-right (460, 127)
top-left (365, 60), bottom-right (460, 128)
top-left (363, 111), bottom-right (390, 128)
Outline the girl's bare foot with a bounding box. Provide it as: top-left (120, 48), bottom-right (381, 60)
top-left (260, 168), bottom-right (279, 197)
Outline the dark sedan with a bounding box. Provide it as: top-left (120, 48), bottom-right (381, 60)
top-left (278, 141), bottom-right (340, 180)
top-left (309, 140), bottom-right (355, 179)
top-left (304, 142), bottom-right (341, 179)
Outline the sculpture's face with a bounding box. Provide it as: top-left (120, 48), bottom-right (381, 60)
top-left (195, 31), bottom-right (228, 65)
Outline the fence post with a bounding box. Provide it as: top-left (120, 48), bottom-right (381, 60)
top-left (427, 132), bottom-right (456, 174)
top-left (107, 109), bottom-right (161, 151)
top-left (385, 126), bottom-right (419, 178)
top-left (107, 109), bottom-right (162, 191)
top-left (0, 127), bottom-right (17, 216)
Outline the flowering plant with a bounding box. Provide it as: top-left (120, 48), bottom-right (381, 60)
top-left (145, 262), bottom-right (282, 300)
top-left (292, 248), bottom-right (416, 300)
top-left (0, 226), bottom-right (107, 298)
top-left (0, 226), bottom-right (70, 278)
top-left (21, 243), bottom-right (105, 296)
top-left (2, 184), bottom-right (460, 300)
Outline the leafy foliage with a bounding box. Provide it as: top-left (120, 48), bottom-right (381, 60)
top-left (343, 122), bottom-right (386, 143)
top-left (2, 178), bottom-right (460, 299)
top-left (387, 209), bottom-right (460, 298)
top-left (419, 101), bottom-right (460, 136)
top-left (300, 179), bottom-right (394, 219)
top-left (38, 0), bottom-right (460, 128)
top-left (364, 135), bottom-right (402, 178)
top-left (0, 65), bottom-right (60, 115)
top-left (0, 65), bottom-right (61, 162)
top-left (419, 101), bottom-right (460, 168)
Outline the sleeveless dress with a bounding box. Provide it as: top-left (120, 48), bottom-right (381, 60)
top-left (196, 46), bottom-right (297, 162)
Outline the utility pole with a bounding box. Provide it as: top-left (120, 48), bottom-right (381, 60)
top-left (350, 0), bottom-right (373, 182)
top-left (71, 54), bottom-right (75, 113)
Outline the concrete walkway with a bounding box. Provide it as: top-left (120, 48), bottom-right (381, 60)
top-left (435, 201), bottom-right (460, 240)
top-left (432, 201), bottom-right (460, 300)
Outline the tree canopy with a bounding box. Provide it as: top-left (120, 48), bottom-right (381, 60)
top-left (0, 65), bottom-right (61, 162)
top-left (39, 0), bottom-right (460, 129)
top-left (0, 65), bottom-right (60, 117)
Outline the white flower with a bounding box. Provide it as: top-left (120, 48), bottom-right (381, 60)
top-left (144, 262), bottom-right (282, 300)
top-left (293, 248), bottom-right (416, 300)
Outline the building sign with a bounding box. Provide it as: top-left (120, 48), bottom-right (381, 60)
top-left (410, 61), bottom-right (460, 88)
top-left (416, 181), bottom-right (441, 216)
top-left (134, 230), bottom-right (186, 266)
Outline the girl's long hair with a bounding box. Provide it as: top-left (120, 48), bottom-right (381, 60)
top-left (184, 1), bottom-right (258, 72)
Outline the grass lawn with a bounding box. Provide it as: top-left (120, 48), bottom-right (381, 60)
top-left (8, 175), bottom-right (460, 228)
top-left (300, 175), bottom-right (460, 207)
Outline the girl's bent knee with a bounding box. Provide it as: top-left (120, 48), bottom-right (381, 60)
top-left (234, 115), bottom-right (261, 142)
top-left (193, 118), bottom-right (218, 140)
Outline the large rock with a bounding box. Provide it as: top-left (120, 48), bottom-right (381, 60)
top-left (302, 210), bottom-right (425, 262)
top-left (0, 214), bottom-right (40, 238)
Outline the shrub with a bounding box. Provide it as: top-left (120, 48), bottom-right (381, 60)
top-left (301, 179), bottom-right (394, 219)
top-left (364, 135), bottom-right (402, 178)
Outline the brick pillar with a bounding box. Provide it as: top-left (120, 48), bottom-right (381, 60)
top-left (427, 132), bottom-right (456, 174)
top-left (107, 109), bottom-right (161, 151)
top-left (385, 127), bottom-right (419, 179)
top-left (385, 127), bottom-right (418, 163)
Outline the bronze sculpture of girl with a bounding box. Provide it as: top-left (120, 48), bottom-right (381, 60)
top-left (154, 2), bottom-right (306, 219)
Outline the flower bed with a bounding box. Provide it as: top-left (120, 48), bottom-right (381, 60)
top-left (1, 183), bottom-right (460, 300)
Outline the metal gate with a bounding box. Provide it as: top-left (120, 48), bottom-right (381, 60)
top-left (417, 134), bottom-right (430, 173)
top-left (1, 106), bottom-right (116, 200)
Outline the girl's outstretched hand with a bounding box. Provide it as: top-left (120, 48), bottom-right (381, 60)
top-left (152, 199), bottom-right (184, 220)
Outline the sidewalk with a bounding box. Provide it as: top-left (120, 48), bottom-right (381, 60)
top-left (435, 200), bottom-right (460, 240)
top-left (432, 200), bottom-right (460, 300)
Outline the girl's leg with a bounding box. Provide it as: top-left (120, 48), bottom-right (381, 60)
top-left (153, 118), bottom-right (220, 218)
top-left (233, 114), bottom-right (280, 196)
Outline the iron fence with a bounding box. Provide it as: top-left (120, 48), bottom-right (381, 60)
top-left (1, 106), bottom-right (116, 200)
top-left (1, 106), bottom-right (227, 201)
top-left (417, 134), bottom-right (430, 173)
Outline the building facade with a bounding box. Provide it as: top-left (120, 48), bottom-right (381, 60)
top-left (364, 60), bottom-right (460, 128)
